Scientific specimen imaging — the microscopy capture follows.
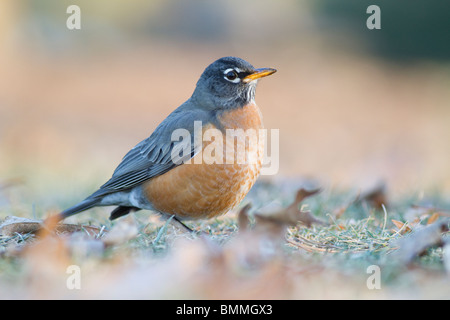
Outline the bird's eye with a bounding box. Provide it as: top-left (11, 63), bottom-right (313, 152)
top-left (225, 70), bottom-right (237, 80)
top-left (223, 68), bottom-right (240, 83)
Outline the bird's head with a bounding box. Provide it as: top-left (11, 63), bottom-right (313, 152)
top-left (192, 56), bottom-right (276, 110)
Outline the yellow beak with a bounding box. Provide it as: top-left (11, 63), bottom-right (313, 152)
top-left (242, 68), bottom-right (277, 83)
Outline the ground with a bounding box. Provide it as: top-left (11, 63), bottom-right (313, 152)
top-left (1, 179), bottom-right (449, 299)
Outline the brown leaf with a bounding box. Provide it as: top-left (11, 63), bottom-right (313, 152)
top-left (237, 203), bottom-right (252, 231)
top-left (407, 205), bottom-right (450, 221)
top-left (254, 188), bottom-right (326, 228)
top-left (296, 210), bottom-right (328, 228)
top-left (294, 188), bottom-right (321, 204)
top-left (427, 212), bottom-right (440, 225)
top-left (0, 216), bottom-right (102, 238)
top-left (336, 224), bottom-right (346, 230)
top-left (392, 219), bottom-right (450, 264)
top-left (0, 216), bottom-right (41, 236)
top-left (228, 188), bottom-right (326, 266)
top-left (391, 219), bottom-right (411, 234)
top-left (357, 183), bottom-right (388, 210)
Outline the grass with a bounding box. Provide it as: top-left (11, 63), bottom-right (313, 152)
top-left (0, 180), bottom-right (449, 299)
top-left (288, 217), bottom-right (391, 253)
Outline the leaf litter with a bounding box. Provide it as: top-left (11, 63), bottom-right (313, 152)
top-left (0, 182), bottom-right (449, 299)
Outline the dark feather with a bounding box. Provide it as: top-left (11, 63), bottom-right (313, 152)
top-left (57, 198), bottom-right (100, 221)
top-left (109, 206), bottom-right (141, 220)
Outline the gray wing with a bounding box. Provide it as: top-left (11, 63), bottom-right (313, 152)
top-left (88, 104), bottom-right (212, 199)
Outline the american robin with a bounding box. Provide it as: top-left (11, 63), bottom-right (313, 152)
top-left (56, 57), bottom-right (276, 230)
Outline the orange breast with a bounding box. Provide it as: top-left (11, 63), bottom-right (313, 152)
top-left (142, 103), bottom-right (264, 219)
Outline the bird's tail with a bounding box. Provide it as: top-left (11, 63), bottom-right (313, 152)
top-left (54, 198), bottom-right (100, 222)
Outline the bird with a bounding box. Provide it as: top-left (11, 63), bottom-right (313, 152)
top-left (55, 56), bottom-right (276, 231)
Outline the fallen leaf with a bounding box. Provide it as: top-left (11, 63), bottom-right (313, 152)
top-left (228, 188), bottom-right (325, 268)
top-left (406, 205), bottom-right (450, 222)
top-left (427, 212), bottom-right (440, 225)
top-left (294, 188), bottom-right (321, 204)
top-left (0, 216), bottom-right (102, 238)
top-left (254, 188), bottom-right (325, 228)
top-left (391, 219), bottom-right (411, 234)
top-left (357, 183), bottom-right (388, 210)
top-left (237, 203), bottom-right (252, 231)
top-left (336, 224), bottom-right (346, 230)
top-left (391, 219), bottom-right (449, 265)
top-left (0, 216), bottom-right (41, 236)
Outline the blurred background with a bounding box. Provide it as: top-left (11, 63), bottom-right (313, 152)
top-left (1, 0), bottom-right (449, 216)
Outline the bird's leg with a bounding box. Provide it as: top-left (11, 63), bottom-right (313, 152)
top-left (173, 217), bottom-right (211, 237)
top-left (171, 216), bottom-right (195, 233)
top-left (157, 213), bottom-right (209, 238)
top-left (156, 213), bottom-right (194, 233)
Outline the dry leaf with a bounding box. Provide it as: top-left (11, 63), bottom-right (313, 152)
top-left (427, 212), bottom-right (440, 225)
top-left (391, 219), bottom-right (411, 234)
top-left (336, 224), bottom-right (346, 230)
top-left (0, 216), bottom-right (102, 237)
top-left (294, 188), bottom-right (321, 204)
top-left (228, 188), bottom-right (324, 269)
top-left (0, 216), bottom-right (42, 236)
top-left (406, 205), bottom-right (450, 222)
top-left (237, 203), bottom-right (252, 231)
top-left (254, 188), bottom-right (325, 228)
top-left (357, 183), bottom-right (388, 210)
top-left (391, 219), bottom-right (449, 264)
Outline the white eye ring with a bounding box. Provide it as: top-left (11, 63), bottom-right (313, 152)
top-left (223, 68), bottom-right (241, 83)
